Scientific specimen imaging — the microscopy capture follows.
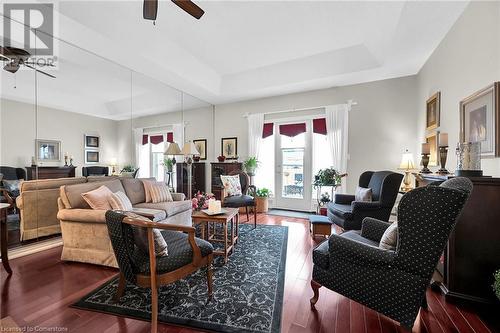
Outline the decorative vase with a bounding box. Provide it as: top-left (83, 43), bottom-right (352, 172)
top-left (193, 156), bottom-right (201, 162)
top-left (455, 142), bottom-right (483, 177)
top-left (217, 155), bottom-right (226, 162)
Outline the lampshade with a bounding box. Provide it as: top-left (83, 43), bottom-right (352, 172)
top-left (181, 141), bottom-right (200, 156)
top-left (164, 142), bottom-right (181, 155)
top-left (109, 157), bottom-right (117, 166)
top-left (398, 149), bottom-right (415, 170)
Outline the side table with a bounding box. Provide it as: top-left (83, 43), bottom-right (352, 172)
top-left (1, 203), bottom-right (12, 274)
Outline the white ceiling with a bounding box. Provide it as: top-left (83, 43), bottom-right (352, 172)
top-left (1, 0), bottom-right (469, 119)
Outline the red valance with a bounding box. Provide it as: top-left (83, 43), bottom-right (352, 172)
top-left (166, 132), bottom-right (174, 143)
top-left (142, 135), bottom-right (149, 145)
top-left (150, 135), bottom-right (164, 145)
top-left (279, 123), bottom-right (306, 137)
top-left (262, 123), bottom-right (274, 138)
top-left (313, 118), bottom-right (327, 135)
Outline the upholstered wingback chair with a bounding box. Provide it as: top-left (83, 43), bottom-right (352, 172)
top-left (82, 166), bottom-right (109, 177)
top-left (311, 177), bottom-right (473, 329)
top-left (221, 170), bottom-right (257, 228)
top-left (327, 171), bottom-right (403, 230)
top-left (0, 166), bottom-right (26, 201)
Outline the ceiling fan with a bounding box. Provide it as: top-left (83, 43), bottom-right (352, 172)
top-left (143, 0), bottom-right (204, 21)
top-left (0, 46), bottom-right (56, 78)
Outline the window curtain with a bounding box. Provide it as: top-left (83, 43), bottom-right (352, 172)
top-left (133, 128), bottom-right (144, 177)
top-left (325, 104), bottom-right (349, 193)
top-left (247, 113), bottom-right (265, 159)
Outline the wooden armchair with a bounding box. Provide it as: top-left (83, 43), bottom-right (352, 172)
top-left (220, 170), bottom-right (257, 228)
top-left (105, 211), bottom-right (214, 333)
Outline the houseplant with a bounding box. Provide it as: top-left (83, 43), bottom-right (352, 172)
top-left (313, 167), bottom-right (347, 213)
top-left (243, 156), bottom-right (260, 176)
top-left (163, 157), bottom-right (174, 172)
top-left (255, 187), bottom-right (270, 213)
top-left (493, 269), bottom-right (500, 301)
top-left (120, 164), bottom-right (137, 177)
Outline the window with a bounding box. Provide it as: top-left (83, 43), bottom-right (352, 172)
top-left (254, 134), bottom-right (274, 196)
top-left (151, 139), bottom-right (165, 181)
top-left (312, 132), bottom-right (334, 200)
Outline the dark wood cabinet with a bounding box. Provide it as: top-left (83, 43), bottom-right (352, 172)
top-left (176, 162), bottom-right (206, 197)
top-left (25, 166), bottom-right (76, 180)
top-left (211, 162), bottom-right (242, 200)
top-left (416, 174), bottom-right (500, 304)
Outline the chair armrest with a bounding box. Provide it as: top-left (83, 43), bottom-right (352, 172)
top-left (351, 200), bottom-right (383, 211)
top-left (334, 194), bottom-right (355, 204)
top-left (171, 193), bottom-right (186, 201)
top-left (57, 209), bottom-right (107, 223)
top-left (221, 187), bottom-right (228, 205)
top-left (328, 233), bottom-right (395, 267)
top-left (123, 217), bottom-right (202, 265)
top-left (1, 189), bottom-right (14, 206)
top-left (361, 217), bottom-right (391, 242)
top-left (248, 185), bottom-right (257, 196)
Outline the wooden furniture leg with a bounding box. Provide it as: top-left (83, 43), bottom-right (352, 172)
top-left (253, 205), bottom-right (257, 228)
top-left (223, 220), bottom-right (228, 264)
top-left (245, 206), bottom-right (249, 221)
top-left (0, 207), bottom-right (12, 275)
top-left (310, 280), bottom-right (322, 308)
top-left (114, 273), bottom-right (126, 302)
top-left (147, 229), bottom-right (158, 333)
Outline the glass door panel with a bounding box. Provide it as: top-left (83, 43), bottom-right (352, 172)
top-left (281, 148), bottom-right (304, 199)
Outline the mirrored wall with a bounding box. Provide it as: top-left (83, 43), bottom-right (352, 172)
top-left (0, 23), bottom-right (212, 251)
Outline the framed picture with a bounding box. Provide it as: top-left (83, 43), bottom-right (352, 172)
top-left (85, 135), bottom-right (100, 148)
top-left (426, 131), bottom-right (440, 166)
top-left (193, 139), bottom-right (207, 160)
top-left (85, 150), bottom-right (100, 164)
top-left (426, 92), bottom-right (441, 131)
top-left (35, 139), bottom-right (61, 162)
top-left (460, 82), bottom-right (500, 157)
top-left (221, 137), bottom-right (238, 159)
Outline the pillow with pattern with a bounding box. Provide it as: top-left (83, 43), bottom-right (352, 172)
top-left (109, 191), bottom-right (133, 211)
top-left (220, 175), bottom-right (242, 196)
top-left (379, 222), bottom-right (398, 251)
top-left (355, 186), bottom-right (372, 202)
top-left (3, 179), bottom-right (24, 192)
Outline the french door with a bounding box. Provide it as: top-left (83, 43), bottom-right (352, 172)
top-left (274, 120), bottom-right (313, 211)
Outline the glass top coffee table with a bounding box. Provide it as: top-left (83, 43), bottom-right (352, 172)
top-left (191, 208), bottom-right (239, 264)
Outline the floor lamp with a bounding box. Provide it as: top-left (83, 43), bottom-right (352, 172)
top-left (164, 142), bottom-right (181, 188)
top-left (180, 141), bottom-right (200, 200)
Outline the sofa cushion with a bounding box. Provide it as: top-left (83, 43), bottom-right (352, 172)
top-left (81, 186), bottom-right (113, 210)
top-left (133, 200), bottom-right (191, 217)
top-left (131, 208), bottom-right (167, 221)
top-left (61, 179), bottom-right (125, 209)
top-left (120, 178), bottom-right (155, 205)
top-left (149, 182), bottom-right (173, 203)
top-left (313, 240), bottom-right (330, 269)
top-left (109, 191), bottom-right (133, 211)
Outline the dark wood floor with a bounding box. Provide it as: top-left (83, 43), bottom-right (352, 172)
top-left (1, 214), bottom-right (497, 333)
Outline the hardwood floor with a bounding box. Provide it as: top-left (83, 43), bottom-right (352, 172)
top-left (1, 213), bottom-right (498, 333)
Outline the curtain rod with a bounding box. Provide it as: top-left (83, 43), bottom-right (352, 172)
top-left (242, 100), bottom-right (357, 118)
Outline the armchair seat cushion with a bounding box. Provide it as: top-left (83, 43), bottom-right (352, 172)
top-left (223, 194), bottom-right (255, 207)
top-left (132, 230), bottom-right (213, 274)
top-left (341, 230), bottom-right (380, 248)
top-left (313, 240), bottom-right (330, 269)
top-left (328, 203), bottom-right (353, 220)
top-left (133, 200), bottom-right (191, 217)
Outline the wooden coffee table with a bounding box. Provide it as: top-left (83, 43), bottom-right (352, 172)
top-left (192, 208), bottom-right (239, 264)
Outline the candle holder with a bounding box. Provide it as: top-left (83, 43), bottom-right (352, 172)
top-left (420, 153), bottom-right (431, 174)
top-left (437, 146), bottom-right (449, 174)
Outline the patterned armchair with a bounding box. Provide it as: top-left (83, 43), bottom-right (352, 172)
top-left (0, 166), bottom-right (26, 203)
top-left (221, 170), bottom-right (257, 228)
top-left (105, 211), bottom-right (214, 333)
top-left (327, 171), bottom-right (403, 230)
top-left (311, 177), bottom-right (473, 329)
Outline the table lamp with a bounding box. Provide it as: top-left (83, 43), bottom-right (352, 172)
top-left (420, 143), bottom-right (431, 174)
top-left (181, 141), bottom-right (200, 200)
top-left (109, 157), bottom-right (118, 175)
top-left (398, 149), bottom-right (415, 192)
top-left (164, 142), bottom-right (181, 164)
top-left (438, 133), bottom-right (449, 174)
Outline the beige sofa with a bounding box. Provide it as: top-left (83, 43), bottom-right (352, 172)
top-left (16, 177), bottom-right (87, 241)
top-left (57, 178), bottom-right (191, 267)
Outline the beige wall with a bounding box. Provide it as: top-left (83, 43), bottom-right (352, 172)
top-left (0, 99), bottom-right (119, 177)
top-left (416, 1), bottom-right (500, 176)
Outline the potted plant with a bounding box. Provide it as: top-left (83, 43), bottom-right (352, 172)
top-left (243, 156), bottom-right (260, 176)
top-left (313, 167), bottom-right (347, 213)
top-left (163, 157), bottom-right (174, 172)
top-left (120, 164), bottom-right (137, 177)
top-left (493, 269), bottom-right (500, 301)
top-left (255, 187), bottom-right (270, 213)
top-left (319, 192), bottom-right (331, 216)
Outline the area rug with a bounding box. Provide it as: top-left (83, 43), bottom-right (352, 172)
top-left (267, 209), bottom-right (313, 219)
top-left (73, 224), bottom-right (288, 333)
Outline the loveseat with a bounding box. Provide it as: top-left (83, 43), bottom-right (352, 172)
top-left (57, 178), bottom-right (191, 267)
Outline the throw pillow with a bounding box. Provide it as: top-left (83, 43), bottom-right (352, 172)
top-left (81, 185), bottom-right (113, 210)
top-left (109, 191), bottom-right (133, 211)
top-left (122, 211), bottom-right (168, 257)
top-left (142, 180), bottom-right (154, 203)
top-left (220, 175), bottom-right (242, 196)
top-left (355, 186), bottom-right (372, 202)
top-left (2, 179), bottom-right (24, 192)
top-left (379, 222), bottom-right (398, 251)
top-left (150, 182), bottom-right (173, 203)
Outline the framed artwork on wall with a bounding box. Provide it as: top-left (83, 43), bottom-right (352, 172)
top-left (221, 137), bottom-right (238, 160)
top-left (426, 131), bottom-right (440, 166)
top-left (193, 139), bottom-right (207, 160)
top-left (85, 150), bottom-right (100, 164)
top-left (35, 139), bottom-right (61, 162)
top-left (426, 92), bottom-right (441, 131)
top-left (460, 82), bottom-right (500, 157)
top-left (85, 135), bottom-right (100, 148)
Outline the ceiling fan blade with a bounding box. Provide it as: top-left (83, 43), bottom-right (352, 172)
top-left (24, 63), bottom-right (56, 78)
top-left (171, 0), bottom-right (204, 19)
top-left (143, 0), bottom-right (158, 20)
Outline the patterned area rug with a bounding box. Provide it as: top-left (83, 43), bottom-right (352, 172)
top-left (73, 224), bottom-right (288, 333)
